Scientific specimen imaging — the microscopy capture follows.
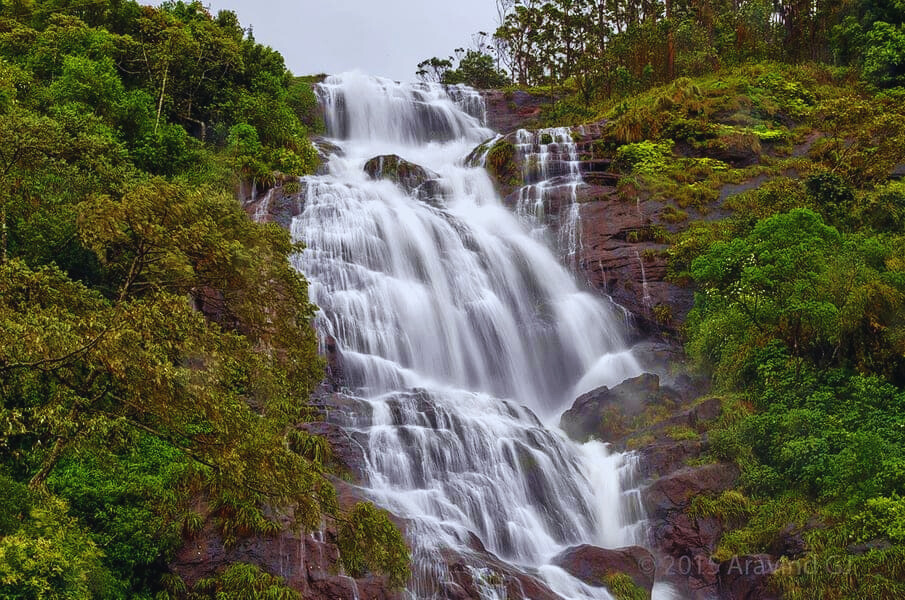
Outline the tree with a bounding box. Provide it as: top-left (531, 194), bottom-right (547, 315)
top-left (862, 21), bottom-right (905, 88)
top-left (689, 208), bottom-right (905, 383)
top-left (416, 56), bottom-right (453, 82)
top-left (442, 50), bottom-right (510, 88)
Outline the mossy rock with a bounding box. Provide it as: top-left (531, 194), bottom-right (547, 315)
top-left (483, 138), bottom-right (522, 193)
top-left (363, 154), bottom-right (444, 205)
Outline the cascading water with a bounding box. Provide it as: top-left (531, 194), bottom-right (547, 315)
top-left (294, 71), bottom-right (649, 599)
top-left (514, 128), bottom-right (584, 270)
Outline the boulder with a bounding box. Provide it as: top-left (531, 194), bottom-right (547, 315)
top-left (552, 544), bottom-right (655, 596)
top-left (440, 548), bottom-right (563, 600)
top-left (171, 502), bottom-right (404, 600)
top-left (559, 373), bottom-right (680, 443)
top-left (241, 178), bottom-right (308, 229)
top-left (643, 464), bottom-right (741, 600)
top-left (363, 154), bottom-right (443, 204)
top-left (638, 439), bottom-right (706, 479)
top-left (645, 464), bottom-right (740, 518)
top-left (768, 523), bottom-right (808, 560)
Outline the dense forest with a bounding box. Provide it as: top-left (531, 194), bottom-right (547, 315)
top-left (0, 1), bottom-right (408, 598)
top-left (420, 1), bottom-right (905, 598)
top-left (420, 0), bottom-right (905, 105)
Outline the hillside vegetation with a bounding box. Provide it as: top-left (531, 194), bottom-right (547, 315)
top-left (428, 2), bottom-right (905, 598)
top-left (0, 1), bottom-right (408, 598)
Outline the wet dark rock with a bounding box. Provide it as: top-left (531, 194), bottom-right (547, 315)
top-left (768, 524), bottom-right (808, 560)
top-left (559, 373), bottom-right (680, 443)
top-left (700, 134), bottom-right (762, 167)
top-left (552, 544), bottom-right (655, 596)
top-left (298, 421), bottom-right (367, 479)
top-left (171, 385), bottom-right (408, 600)
top-left (476, 120), bottom-right (699, 337)
top-left (171, 496), bottom-right (404, 600)
top-left (481, 90), bottom-right (551, 133)
top-left (312, 136), bottom-right (343, 163)
top-left (440, 548), bottom-right (563, 600)
top-left (645, 464), bottom-right (740, 518)
top-left (644, 464), bottom-right (740, 599)
top-left (363, 154), bottom-right (444, 204)
top-left (577, 194), bottom-right (694, 338)
top-left (638, 439), bottom-right (706, 479)
top-left (324, 334), bottom-right (344, 391)
top-left (630, 341), bottom-right (686, 375)
top-left (241, 177), bottom-right (308, 229)
top-left (717, 554), bottom-right (780, 600)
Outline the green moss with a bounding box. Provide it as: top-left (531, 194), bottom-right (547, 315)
top-left (603, 573), bottom-right (647, 600)
top-left (664, 425), bottom-right (699, 441)
top-left (690, 490), bottom-right (754, 524)
top-left (660, 204), bottom-right (688, 224)
top-left (703, 494), bottom-right (813, 562)
top-left (484, 139), bottom-right (521, 188)
top-left (615, 140), bottom-right (675, 174)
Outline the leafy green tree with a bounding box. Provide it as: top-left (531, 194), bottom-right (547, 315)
top-left (689, 208), bottom-right (905, 384)
top-left (416, 56), bottom-right (454, 82)
top-left (863, 21), bottom-right (905, 87)
top-left (442, 50), bottom-right (510, 88)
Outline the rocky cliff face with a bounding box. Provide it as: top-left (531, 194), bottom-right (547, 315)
top-left (556, 373), bottom-right (785, 600)
top-left (477, 100), bottom-right (695, 338)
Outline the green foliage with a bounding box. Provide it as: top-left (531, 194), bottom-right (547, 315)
top-left (682, 189), bottom-right (905, 593)
top-left (863, 21), bottom-right (905, 88)
top-left (46, 434), bottom-right (190, 589)
top-left (615, 140), bottom-right (674, 174)
top-left (484, 139), bottom-right (520, 187)
top-left (708, 494), bottom-right (815, 561)
top-left (805, 171), bottom-right (856, 228)
top-left (0, 493), bottom-right (118, 599)
top-left (857, 180), bottom-right (905, 232)
top-left (193, 563), bottom-right (300, 600)
top-left (687, 208), bottom-right (905, 382)
top-left (442, 50), bottom-right (509, 89)
top-left (337, 502), bottom-right (411, 589)
top-left (0, 474), bottom-right (32, 536)
top-left (0, 2), bottom-right (407, 598)
top-left (856, 495), bottom-right (905, 544)
top-left (689, 490), bottom-right (754, 524)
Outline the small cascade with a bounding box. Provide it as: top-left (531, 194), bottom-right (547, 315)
top-left (251, 186), bottom-right (274, 223)
top-left (635, 250), bottom-right (653, 308)
top-left (513, 128), bottom-right (584, 270)
top-left (295, 72), bottom-right (649, 598)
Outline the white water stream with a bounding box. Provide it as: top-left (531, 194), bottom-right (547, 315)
top-left (292, 72), bottom-right (653, 599)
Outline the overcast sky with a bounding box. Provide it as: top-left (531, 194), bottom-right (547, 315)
top-left (192, 1), bottom-right (499, 82)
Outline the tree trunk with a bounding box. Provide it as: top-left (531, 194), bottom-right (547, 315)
top-left (155, 63), bottom-right (169, 135)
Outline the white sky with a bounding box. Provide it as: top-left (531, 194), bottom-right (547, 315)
top-left (194, 0), bottom-right (498, 81)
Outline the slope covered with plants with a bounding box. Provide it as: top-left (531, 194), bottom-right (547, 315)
top-left (428, 2), bottom-right (905, 598)
top-left (0, 1), bottom-right (408, 598)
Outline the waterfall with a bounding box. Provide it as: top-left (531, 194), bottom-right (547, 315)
top-left (513, 128), bottom-right (584, 270)
top-left (294, 71), bottom-right (647, 598)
